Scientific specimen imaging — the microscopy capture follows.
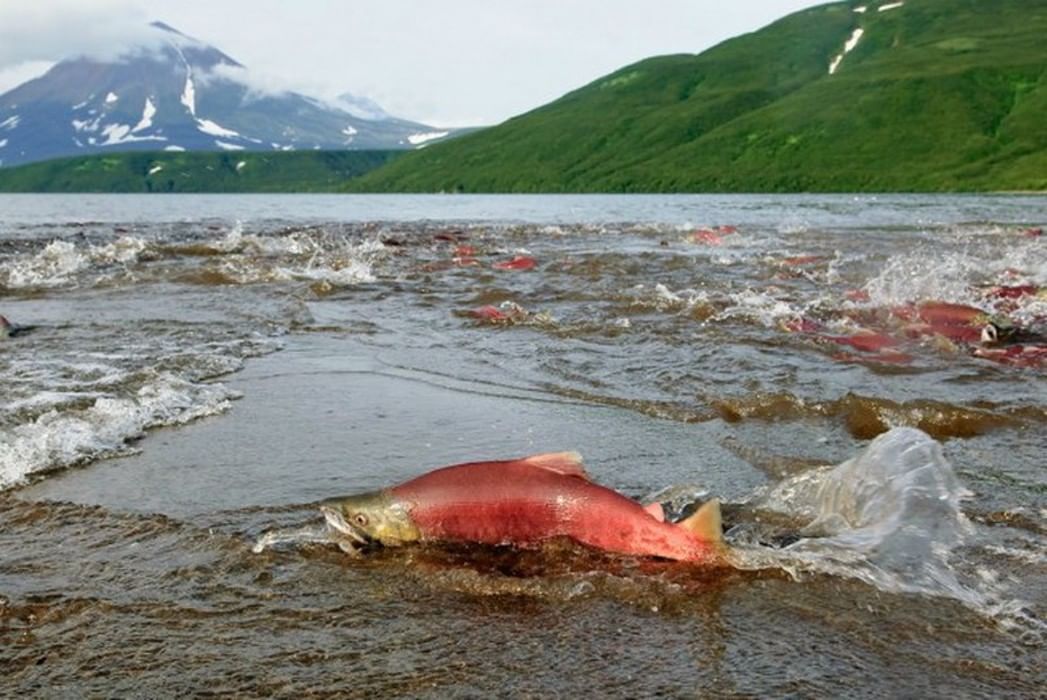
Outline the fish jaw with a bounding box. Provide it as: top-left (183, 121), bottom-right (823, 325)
top-left (320, 505), bottom-right (373, 548)
top-left (319, 490), bottom-right (421, 552)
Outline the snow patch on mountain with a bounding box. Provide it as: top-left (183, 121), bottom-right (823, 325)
top-left (132, 98), bottom-right (157, 133)
top-left (197, 119), bottom-right (239, 138)
top-left (72, 117), bottom-right (101, 133)
top-left (181, 74), bottom-right (197, 116)
top-left (0, 21), bottom-right (461, 166)
top-left (100, 123), bottom-right (167, 146)
top-left (829, 28), bottom-right (864, 75)
top-left (408, 131), bottom-right (450, 146)
top-left (170, 41), bottom-right (198, 117)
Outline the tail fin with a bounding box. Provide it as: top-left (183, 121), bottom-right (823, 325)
top-left (679, 499), bottom-right (724, 548)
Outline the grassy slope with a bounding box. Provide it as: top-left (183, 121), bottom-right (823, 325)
top-left (0, 150), bottom-right (401, 193)
top-left (352, 0), bottom-right (1047, 193)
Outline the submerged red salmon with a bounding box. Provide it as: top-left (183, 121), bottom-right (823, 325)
top-left (320, 452), bottom-right (726, 563)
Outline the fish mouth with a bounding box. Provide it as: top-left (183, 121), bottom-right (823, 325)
top-left (320, 505), bottom-right (373, 550)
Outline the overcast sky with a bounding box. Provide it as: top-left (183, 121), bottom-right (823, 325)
top-left (0, 0), bottom-right (820, 126)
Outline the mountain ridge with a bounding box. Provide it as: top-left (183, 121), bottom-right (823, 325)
top-left (350, 0), bottom-right (1047, 193)
top-left (0, 22), bottom-right (461, 167)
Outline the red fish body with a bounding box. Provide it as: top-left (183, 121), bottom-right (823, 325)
top-left (322, 452), bottom-right (725, 563)
top-left (691, 229), bottom-right (723, 245)
top-left (975, 344), bottom-right (1047, 367)
top-left (986, 285), bottom-right (1039, 300)
top-left (892, 301), bottom-right (988, 326)
top-left (393, 457), bottom-right (717, 560)
top-left (469, 305), bottom-right (510, 322)
top-left (821, 332), bottom-right (900, 353)
top-left (492, 256), bottom-right (537, 271)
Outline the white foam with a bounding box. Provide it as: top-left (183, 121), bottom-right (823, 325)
top-left (164, 145), bottom-right (186, 152)
top-left (215, 140), bottom-right (244, 151)
top-left (193, 227), bottom-right (386, 285)
top-left (0, 374), bottom-right (237, 490)
top-left (148, 165), bottom-right (163, 175)
top-left (878, 2), bottom-right (904, 11)
top-left (0, 139), bottom-right (6, 149)
top-left (0, 115), bottom-right (19, 130)
top-left (646, 283), bottom-right (709, 312)
top-left (716, 288), bottom-right (801, 326)
top-left (0, 236), bottom-right (147, 289)
top-left (105, 92), bottom-right (119, 104)
top-left (863, 236), bottom-right (1047, 308)
top-left (854, 5), bottom-right (868, 12)
top-left (235, 160), bottom-right (246, 172)
top-left (1, 240), bottom-right (87, 288)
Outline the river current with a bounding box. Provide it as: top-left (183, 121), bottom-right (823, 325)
top-left (1, 194), bottom-right (1044, 696)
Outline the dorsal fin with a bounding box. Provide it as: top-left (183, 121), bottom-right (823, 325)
top-left (679, 499), bottom-right (724, 547)
top-left (643, 502), bottom-right (666, 522)
top-left (519, 451), bottom-right (590, 479)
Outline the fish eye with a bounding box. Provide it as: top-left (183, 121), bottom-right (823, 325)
top-left (353, 513), bottom-right (369, 527)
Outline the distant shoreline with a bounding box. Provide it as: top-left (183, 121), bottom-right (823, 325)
top-left (1, 151), bottom-right (1045, 195)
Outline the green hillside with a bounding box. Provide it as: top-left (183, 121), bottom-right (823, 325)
top-left (351, 0), bottom-right (1047, 193)
top-left (0, 150), bottom-right (400, 193)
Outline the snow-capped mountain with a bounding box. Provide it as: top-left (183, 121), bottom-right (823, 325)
top-left (0, 22), bottom-right (458, 167)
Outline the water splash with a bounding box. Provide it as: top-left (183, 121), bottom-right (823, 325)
top-left (253, 522), bottom-right (338, 554)
top-left (731, 428), bottom-right (1043, 640)
top-left (0, 374), bottom-right (239, 490)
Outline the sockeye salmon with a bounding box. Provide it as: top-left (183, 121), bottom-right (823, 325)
top-left (321, 452), bottom-right (726, 563)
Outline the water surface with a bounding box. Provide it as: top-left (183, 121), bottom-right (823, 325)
top-left (1, 194), bottom-right (1044, 696)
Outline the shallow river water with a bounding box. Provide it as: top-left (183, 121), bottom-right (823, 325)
top-left (1, 194), bottom-right (1045, 697)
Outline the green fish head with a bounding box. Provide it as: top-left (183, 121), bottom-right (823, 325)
top-left (320, 490), bottom-right (420, 550)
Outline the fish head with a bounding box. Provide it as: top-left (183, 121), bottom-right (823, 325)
top-left (320, 490), bottom-right (420, 551)
top-left (982, 318), bottom-right (1015, 345)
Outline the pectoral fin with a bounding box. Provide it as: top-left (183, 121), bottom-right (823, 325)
top-left (679, 499), bottom-right (723, 546)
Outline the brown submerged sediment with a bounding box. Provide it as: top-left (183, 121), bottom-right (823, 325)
top-left (709, 392), bottom-right (1032, 440)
